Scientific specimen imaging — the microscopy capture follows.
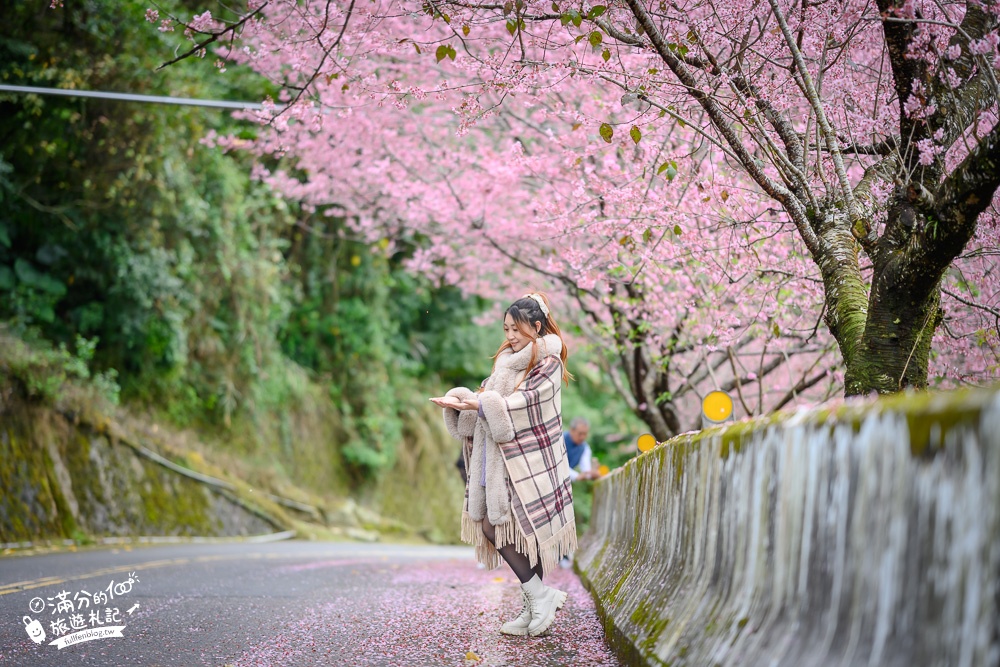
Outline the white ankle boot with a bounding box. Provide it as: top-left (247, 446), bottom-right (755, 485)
top-left (500, 584), bottom-right (568, 636)
top-left (521, 575), bottom-right (566, 637)
top-left (500, 591), bottom-right (533, 636)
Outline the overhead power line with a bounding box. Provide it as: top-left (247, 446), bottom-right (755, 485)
top-left (0, 84), bottom-right (265, 110)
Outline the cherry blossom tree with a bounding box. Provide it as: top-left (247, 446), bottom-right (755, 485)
top-left (148, 0), bottom-right (999, 437)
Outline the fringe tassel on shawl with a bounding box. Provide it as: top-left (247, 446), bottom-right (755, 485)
top-left (461, 511), bottom-right (479, 544)
top-left (537, 521), bottom-right (578, 576)
top-left (462, 510), bottom-right (578, 577)
top-left (463, 510), bottom-right (502, 570)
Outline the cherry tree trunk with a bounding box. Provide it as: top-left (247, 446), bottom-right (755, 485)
top-left (836, 196), bottom-right (950, 396)
top-left (846, 289), bottom-right (941, 396)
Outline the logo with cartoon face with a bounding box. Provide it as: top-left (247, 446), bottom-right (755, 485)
top-left (23, 616), bottom-right (46, 644)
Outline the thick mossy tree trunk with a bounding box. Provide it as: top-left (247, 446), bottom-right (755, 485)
top-left (830, 0), bottom-right (1000, 396)
top-left (819, 198), bottom-right (950, 397)
top-left (832, 234), bottom-right (945, 396)
top-left (852, 287), bottom-right (941, 395)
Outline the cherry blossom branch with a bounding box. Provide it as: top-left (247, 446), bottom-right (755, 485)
top-left (941, 288), bottom-right (1000, 321)
top-left (932, 122), bottom-right (1000, 263)
top-left (479, 232), bottom-right (602, 305)
top-left (766, 0), bottom-right (862, 229)
top-left (727, 345), bottom-right (753, 415)
top-left (772, 368), bottom-right (829, 412)
top-left (852, 156), bottom-right (898, 258)
top-left (285, 0), bottom-right (356, 111)
top-left (531, 57), bottom-right (745, 165)
top-left (157, 2), bottom-right (270, 71)
top-left (675, 338), bottom-right (758, 401)
top-left (688, 25), bottom-right (814, 209)
top-left (825, 137), bottom-right (898, 156)
top-left (623, 0), bottom-right (822, 259)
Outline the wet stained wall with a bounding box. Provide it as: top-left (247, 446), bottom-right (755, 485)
top-left (577, 387), bottom-right (1000, 667)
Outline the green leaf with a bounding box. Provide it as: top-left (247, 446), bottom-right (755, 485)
top-left (552, 1), bottom-right (560, 10)
top-left (462, 24), bottom-right (470, 36)
top-left (503, 0), bottom-right (513, 15)
top-left (658, 160), bottom-right (678, 180)
top-left (772, 322), bottom-right (780, 337)
top-left (602, 48), bottom-right (611, 61)
top-left (561, 9), bottom-right (582, 26)
top-left (13, 258), bottom-right (36, 285)
top-left (0, 265), bottom-right (13, 290)
top-left (14, 258), bottom-right (66, 296)
top-left (574, 34), bottom-right (587, 44)
top-left (599, 123), bottom-right (614, 143)
top-left (630, 125), bottom-right (641, 144)
top-left (642, 228), bottom-right (653, 244)
top-left (588, 4), bottom-right (607, 17)
top-left (36, 305), bottom-right (56, 323)
top-left (0, 222), bottom-right (9, 248)
top-left (666, 42), bottom-right (688, 57)
top-left (435, 44), bottom-right (450, 62)
top-left (589, 31), bottom-right (602, 47)
top-left (507, 20), bottom-right (517, 35)
top-left (673, 224), bottom-right (682, 236)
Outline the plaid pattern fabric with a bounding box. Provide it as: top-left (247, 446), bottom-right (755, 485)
top-left (495, 356), bottom-right (575, 548)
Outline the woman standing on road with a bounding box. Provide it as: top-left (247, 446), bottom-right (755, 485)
top-left (430, 293), bottom-right (576, 637)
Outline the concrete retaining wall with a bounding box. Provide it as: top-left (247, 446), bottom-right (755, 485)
top-left (576, 388), bottom-right (1000, 667)
top-left (0, 403), bottom-right (278, 543)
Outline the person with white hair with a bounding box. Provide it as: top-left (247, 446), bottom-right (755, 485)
top-left (564, 417), bottom-right (599, 482)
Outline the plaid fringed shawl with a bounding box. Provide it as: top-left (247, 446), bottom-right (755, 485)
top-left (442, 334), bottom-right (577, 576)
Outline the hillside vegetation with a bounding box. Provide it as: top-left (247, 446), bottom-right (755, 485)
top-left (0, 0), bottom-right (643, 545)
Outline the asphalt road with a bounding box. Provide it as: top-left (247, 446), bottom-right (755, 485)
top-left (0, 540), bottom-right (620, 666)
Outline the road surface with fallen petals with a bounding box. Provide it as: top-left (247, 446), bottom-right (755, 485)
top-left (0, 541), bottom-right (620, 666)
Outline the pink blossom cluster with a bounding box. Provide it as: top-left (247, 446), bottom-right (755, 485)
top-left (163, 0), bottom-right (999, 410)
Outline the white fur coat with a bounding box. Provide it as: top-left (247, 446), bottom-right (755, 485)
top-left (442, 334), bottom-right (577, 573)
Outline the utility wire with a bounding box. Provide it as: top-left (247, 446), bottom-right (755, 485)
top-left (0, 84), bottom-right (265, 110)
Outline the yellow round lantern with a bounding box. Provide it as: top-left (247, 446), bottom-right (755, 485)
top-left (637, 433), bottom-right (657, 453)
top-left (702, 390), bottom-right (734, 423)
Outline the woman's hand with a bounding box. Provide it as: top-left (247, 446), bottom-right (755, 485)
top-left (429, 395), bottom-right (480, 411)
top-left (430, 396), bottom-right (463, 410)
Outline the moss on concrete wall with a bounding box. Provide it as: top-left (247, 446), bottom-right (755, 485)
top-left (0, 401), bottom-right (275, 544)
top-left (576, 386), bottom-right (1000, 667)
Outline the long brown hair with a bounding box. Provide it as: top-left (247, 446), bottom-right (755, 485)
top-left (491, 292), bottom-right (572, 386)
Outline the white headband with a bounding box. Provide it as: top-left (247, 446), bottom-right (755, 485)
top-left (524, 293), bottom-right (549, 317)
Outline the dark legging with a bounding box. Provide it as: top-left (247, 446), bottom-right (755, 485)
top-left (481, 520), bottom-right (544, 584)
